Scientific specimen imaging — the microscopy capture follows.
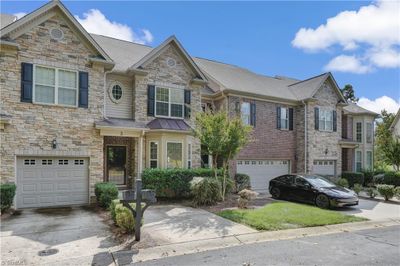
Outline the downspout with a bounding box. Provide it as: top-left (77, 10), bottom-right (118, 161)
top-left (103, 70), bottom-right (112, 119)
top-left (302, 100), bottom-right (308, 174)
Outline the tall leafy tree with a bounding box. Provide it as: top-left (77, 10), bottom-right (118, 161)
top-left (341, 84), bottom-right (359, 103)
top-left (194, 111), bottom-right (252, 199)
top-left (375, 110), bottom-right (397, 170)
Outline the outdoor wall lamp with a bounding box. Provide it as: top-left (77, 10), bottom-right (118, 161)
top-left (52, 139), bottom-right (57, 149)
top-left (324, 148), bottom-right (329, 155)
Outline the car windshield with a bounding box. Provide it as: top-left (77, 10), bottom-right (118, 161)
top-left (304, 176), bottom-right (336, 188)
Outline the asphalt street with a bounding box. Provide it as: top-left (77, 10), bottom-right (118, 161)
top-left (135, 225), bottom-right (400, 266)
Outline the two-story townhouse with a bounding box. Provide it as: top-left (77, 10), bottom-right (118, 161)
top-left (1, 0), bottom-right (378, 207)
top-left (341, 103), bottom-right (378, 173)
top-left (0, 1), bottom-right (206, 208)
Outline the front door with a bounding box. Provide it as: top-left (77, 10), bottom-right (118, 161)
top-left (107, 146), bottom-right (126, 185)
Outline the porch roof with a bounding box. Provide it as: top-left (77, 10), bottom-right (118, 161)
top-left (147, 118), bottom-right (192, 132)
top-left (339, 139), bottom-right (359, 148)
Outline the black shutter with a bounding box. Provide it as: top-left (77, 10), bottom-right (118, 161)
top-left (147, 85), bottom-right (155, 116)
top-left (21, 63), bottom-right (33, 103)
top-left (184, 89), bottom-right (191, 118)
top-left (277, 107), bottom-right (281, 129)
top-left (289, 108), bottom-right (294, 131)
top-left (250, 102), bottom-right (256, 127)
top-left (333, 110), bottom-right (337, 132)
top-left (78, 71), bottom-right (89, 108)
top-left (314, 107), bottom-right (319, 130)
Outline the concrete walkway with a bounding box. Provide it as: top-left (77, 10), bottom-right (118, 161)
top-left (339, 198), bottom-right (400, 220)
top-left (141, 205), bottom-right (256, 245)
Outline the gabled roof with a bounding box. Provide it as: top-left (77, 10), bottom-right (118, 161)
top-left (0, 0), bottom-right (113, 63)
top-left (129, 35), bottom-right (208, 81)
top-left (289, 72), bottom-right (346, 102)
top-left (343, 102), bottom-right (379, 117)
top-left (390, 108), bottom-right (400, 131)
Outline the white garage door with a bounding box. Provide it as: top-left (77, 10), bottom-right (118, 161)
top-left (237, 160), bottom-right (290, 192)
top-left (17, 157), bottom-right (89, 208)
top-left (313, 160), bottom-right (335, 176)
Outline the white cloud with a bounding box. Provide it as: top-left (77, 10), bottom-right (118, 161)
top-left (292, 0), bottom-right (400, 73)
top-left (13, 12), bottom-right (27, 19)
top-left (75, 9), bottom-right (153, 44)
top-left (324, 55), bottom-right (371, 74)
top-left (358, 96), bottom-right (400, 114)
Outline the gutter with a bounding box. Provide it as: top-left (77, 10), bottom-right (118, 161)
top-left (302, 100), bottom-right (308, 174)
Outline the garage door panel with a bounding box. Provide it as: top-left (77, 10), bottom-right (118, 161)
top-left (237, 160), bottom-right (290, 192)
top-left (17, 157), bottom-right (89, 208)
top-left (313, 160), bottom-right (335, 176)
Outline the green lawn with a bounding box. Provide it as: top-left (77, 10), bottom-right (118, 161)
top-left (218, 202), bottom-right (367, 231)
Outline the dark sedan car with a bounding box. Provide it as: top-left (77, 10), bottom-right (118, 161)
top-left (269, 174), bottom-right (358, 208)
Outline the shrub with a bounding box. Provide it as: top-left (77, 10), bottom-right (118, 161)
top-left (234, 173), bottom-right (251, 192)
top-left (353, 183), bottom-right (363, 196)
top-left (395, 187), bottom-right (400, 200)
top-left (191, 178), bottom-right (221, 206)
top-left (361, 170), bottom-right (374, 186)
top-left (94, 182), bottom-right (118, 208)
top-left (142, 168), bottom-right (222, 199)
top-left (373, 172), bottom-right (400, 187)
top-left (237, 189), bottom-right (258, 209)
top-left (115, 202), bottom-right (136, 233)
top-left (336, 178), bottom-right (349, 188)
top-left (0, 183), bottom-right (16, 212)
top-left (366, 187), bottom-right (378, 198)
top-left (376, 184), bottom-right (395, 201)
top-left (110, 199), bottom-right (120, 223)
top-left (341, 172), bottom-right (364, 188)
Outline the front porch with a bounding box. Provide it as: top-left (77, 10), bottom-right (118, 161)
top-left (96, 118), bottom-right (199, 189)
top-left (340, 139), bottom-right (358, 172)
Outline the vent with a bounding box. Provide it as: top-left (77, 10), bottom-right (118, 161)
top-left (50, 28), bottom-right (64, 40)
top-left (166, 58), bottom-right (176, 67)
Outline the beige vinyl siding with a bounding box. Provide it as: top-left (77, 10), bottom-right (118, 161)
top-left (105, 74), bottom-right (133, 119)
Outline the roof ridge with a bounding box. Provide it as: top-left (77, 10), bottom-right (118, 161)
top-left (90, 33), bottom-right (153, 48)
top-left (288, 72), bottom-right (329, 86)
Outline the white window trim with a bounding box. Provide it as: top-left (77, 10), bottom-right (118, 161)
top-left (155, 86), bottom-right (184, 119)
top-left (187, 142), bottom-right (192, 169)
top-left (108, 82), bottom-right (124, 104)
top-left (149, 141), bottom-right (159, 168)
top-left (318, 108), bottom-right (333, 132)
top-left (280, 107), bottom-right (289, 130)
top-left (33, 64), bottom-right (79, 107)
top-left (241, 102), bottom-right (251, 125)
top-left (166, 141), bottom-right (184, 168)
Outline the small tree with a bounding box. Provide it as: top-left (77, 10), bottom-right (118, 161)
top-left (376, 110), bottom-right (396, 170)
top-left (341, 84), bottom-right (358, 103)
top-left (194, 111), bottom-right (252, 200)
top-left (383, 137), bottom-right (400, 171)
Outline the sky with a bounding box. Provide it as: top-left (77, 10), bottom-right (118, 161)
top-left (2, 0), bottom-right (400, 114)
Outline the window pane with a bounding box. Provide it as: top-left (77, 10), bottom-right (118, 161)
top-left (150, 142), bottom-right (158, 160)
top-left (156, 87), bottom-right (169, 102)
top-left (167, 142), bottom-right (182, 168)
top-left (241, 102), bottom-right (250, 125)
top-left (319, 119), bottom-right (325, 131)
top-left (326, 120), bottom-right (333, 131)
top-left (58, 87), bottom-right (76, 106)
top-left (35, 85), bottom-right (55, 103)
top-left (36, 66), bottom-right (55, 85)
top-left (150, 161), bottom-right (158, 168)
top-left (156, 102), bottom-right (169, 116)
top-left (281, 119), bottom-right (288, 129)
top-left (58, 70), bottom-right (77, 88)
top-left (170, 88), bottom-right (184, 103)
top-left (171, 103), bottom-right (183, 117)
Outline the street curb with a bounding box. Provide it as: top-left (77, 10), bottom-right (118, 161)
top-left (114, 218), bottom-right (400, 263)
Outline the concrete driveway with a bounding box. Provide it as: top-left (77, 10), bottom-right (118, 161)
top-left (338, 198), bottom-right (400, 220)
top-left (141, 205), bottom-right (256, 246)
top-left (0, 207), bottom-right (119, 265)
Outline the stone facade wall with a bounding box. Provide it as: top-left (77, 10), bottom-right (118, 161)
top-left (0, 14), bottom-right (105, 197)
top-left (133, 44), bottom-right (202, 168)
top-left (306, 80), bottom-right (342, 176)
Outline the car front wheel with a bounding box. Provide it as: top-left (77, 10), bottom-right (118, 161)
top-left (270, 187), bottom-right (281, 199)
top-left (315, 194), bottom-right (330, 209)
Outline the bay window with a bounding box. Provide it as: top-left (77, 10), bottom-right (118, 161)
top-left (356, 150), bottom-right (362, 172)
top-left (319, 109), bottom-right (333, 131)
top-left (167, 142), bottom-right (183, 168)
top-left (187, 143), bottom-right (192, 169)
top-left (34, 65), bottom-right (78, 106)
top-left (155, 87), bottom-right (184, 118)
top-left (366, 151), bottom-right (373, 170)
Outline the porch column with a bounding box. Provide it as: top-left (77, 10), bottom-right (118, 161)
top-left (138, 132), bottom-right (144, 179)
